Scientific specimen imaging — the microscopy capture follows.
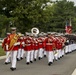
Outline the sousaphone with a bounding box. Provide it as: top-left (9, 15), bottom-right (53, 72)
top-left (31, 27), bottom-right (39, 35)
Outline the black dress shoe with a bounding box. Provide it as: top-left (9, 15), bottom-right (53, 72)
top-left (44, 55), bottom-right (46, 57)
top-left (58, 58), bottom-right (60, 60)
top-left (48, 62), bottom-right (51, 66)
top-left (60, 57), bottom-right (62, 58)
top-left (26, 62), bottom-right (29, 65)
top-left (55, 59), bottom-right (58, 61)
top-left (34, 59), bottom-right (36, 61)
top-left (62, 55), bottom-right (64, 57)
top-left (10, 67), bottom-right (16, 71)
top-left (65, 53), bottom-right (67, 55)
top-left (38, 57), bottom-right (41, 60)
top-left (17, 58), bottom-right (20, 61)
top-left (20, 57), bottom-right (23, 60)
top-left (30, 61), bottom-right (33, 63)
top-left (53, 59), bottom-right (55, 62)
top-left (5, 62), bottom-right (10, 65)
top-left (48, 62), bottom-right (52, 66)
top-left (69, 52), bottom-right (71, 53)
top-left (67, 52), bottom-right (69, 54)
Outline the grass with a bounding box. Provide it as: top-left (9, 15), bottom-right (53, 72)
top-left (0, 46), bottom-right (5, 56)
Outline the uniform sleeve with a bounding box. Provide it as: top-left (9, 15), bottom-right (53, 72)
top-left (6, 36), bottom-right (10, 50)
top-left (2, 38), bottom-right (6, 48)
top-left (6, 36), bottom-right (10, 45)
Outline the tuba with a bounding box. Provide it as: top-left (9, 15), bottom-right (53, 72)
top-left (31, 27), bottom-right (39, 35)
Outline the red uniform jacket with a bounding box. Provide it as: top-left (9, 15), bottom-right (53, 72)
top-left (43, 37), bottom-right (47, 48)
top-left (51, 36), bottom-right (57, 50)
top-left (38, 37), bottom-right (43, 49)
top-left (24, 37), bottom-right (32, 51)
top-left (7, 34), bottom-right (19, 51)
top-left (45, 37), bottom-right (54, 51)
top-left (56, 37), bottom-right (62, 50)
top-left (34, 38), bottom-right (39, 50)
top-left (2, 37), bottom-right (8, 51)
top-left (30, 38), bottom-right (35, 50)
top-left (17, 38), bottom-right (24, 49)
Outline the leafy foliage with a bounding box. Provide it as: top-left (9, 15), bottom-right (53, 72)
top-left (0, 0), bottom-right (76, 37)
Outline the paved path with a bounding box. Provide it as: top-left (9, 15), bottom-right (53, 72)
top-left (0, 51), bottom-right (76, 75)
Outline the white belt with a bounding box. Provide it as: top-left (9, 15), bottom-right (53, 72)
top-left (39, 43), bottom-right (42, 44)
top-left (25, 44), bottom-right (31, 46)
top-left (46, 43), bottom-right (53, 45)
top-left (36, 45), bottom-right (38, 46)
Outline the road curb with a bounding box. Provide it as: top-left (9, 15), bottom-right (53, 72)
top-left (0, 56), bottom-right (6, 60)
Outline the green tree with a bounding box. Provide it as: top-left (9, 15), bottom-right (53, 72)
top-left (0, 0), bottom-right (76, 36)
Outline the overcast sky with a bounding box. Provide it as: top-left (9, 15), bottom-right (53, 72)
top-left (52, 0), bottom-right (76, 5)
top-left (68, 0), bottom-right (76, 5)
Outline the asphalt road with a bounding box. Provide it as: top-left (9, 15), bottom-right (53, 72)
top-left (0, 51), bottom-right (76, 75)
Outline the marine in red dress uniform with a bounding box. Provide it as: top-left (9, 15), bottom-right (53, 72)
top-left (45, 32), bottom-right (54, 66)
top-left (17, 34), bottom-right (25, 61)
top-left (24, 32), bottom-right (32, 65)
top-left (7, 27), bottom-right (20, 71)
top-left (33, 36), bottom-right (39, 61)
top-left (38, 34), bottom-right (44, 60)
top-left (42, 33), bottom-right (47, 57)
top-left (30, 34), bottom-right (35, 63)
top-left (55, 35), bottom-right (62, 59)
top-left (2, 33), bottom-right (11, 64)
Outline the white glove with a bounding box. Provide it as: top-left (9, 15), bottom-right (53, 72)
top-left (23, 44), bottom-right (25, 47)
top-left (6, 45), bottom-right (8, 50)
top-left (14, 42), bottom-right (20, 46)
top-left (22, 42), bottom-right (25, 45)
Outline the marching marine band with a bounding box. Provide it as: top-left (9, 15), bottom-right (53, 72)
top-left (2, 27), bottom-right (76, 71)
